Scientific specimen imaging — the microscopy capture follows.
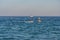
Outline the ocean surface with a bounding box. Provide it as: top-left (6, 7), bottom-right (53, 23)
top-left (0, 16), bottom-right (60, 40)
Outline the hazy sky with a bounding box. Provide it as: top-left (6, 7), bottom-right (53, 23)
top-left (0, 0), bottom-right (60, 16)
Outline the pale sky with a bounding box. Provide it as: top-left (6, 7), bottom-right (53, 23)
top-left (0, 0), bottom-right (60, 16)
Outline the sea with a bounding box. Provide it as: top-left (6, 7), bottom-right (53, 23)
top-left (0, 16), bottom-right (60, 40)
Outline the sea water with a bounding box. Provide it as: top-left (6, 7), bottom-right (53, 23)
top-left (0, 16), bottom-right (60, 40)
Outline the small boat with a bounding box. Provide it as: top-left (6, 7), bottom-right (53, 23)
top-left (25, 16), bottom-right (34, 23)
top-left (25, 20), bottom-right (33, 23)
top-left (37, 17), bottom-right (41, 23)
top-left (30, 16), bottom-right (33, 17)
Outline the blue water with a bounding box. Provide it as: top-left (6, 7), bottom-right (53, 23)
top-left (0, 16), bottom-right (60, 40)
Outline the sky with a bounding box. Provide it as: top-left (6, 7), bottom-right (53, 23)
top-left (0, 0), bottom-right (60, 16)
